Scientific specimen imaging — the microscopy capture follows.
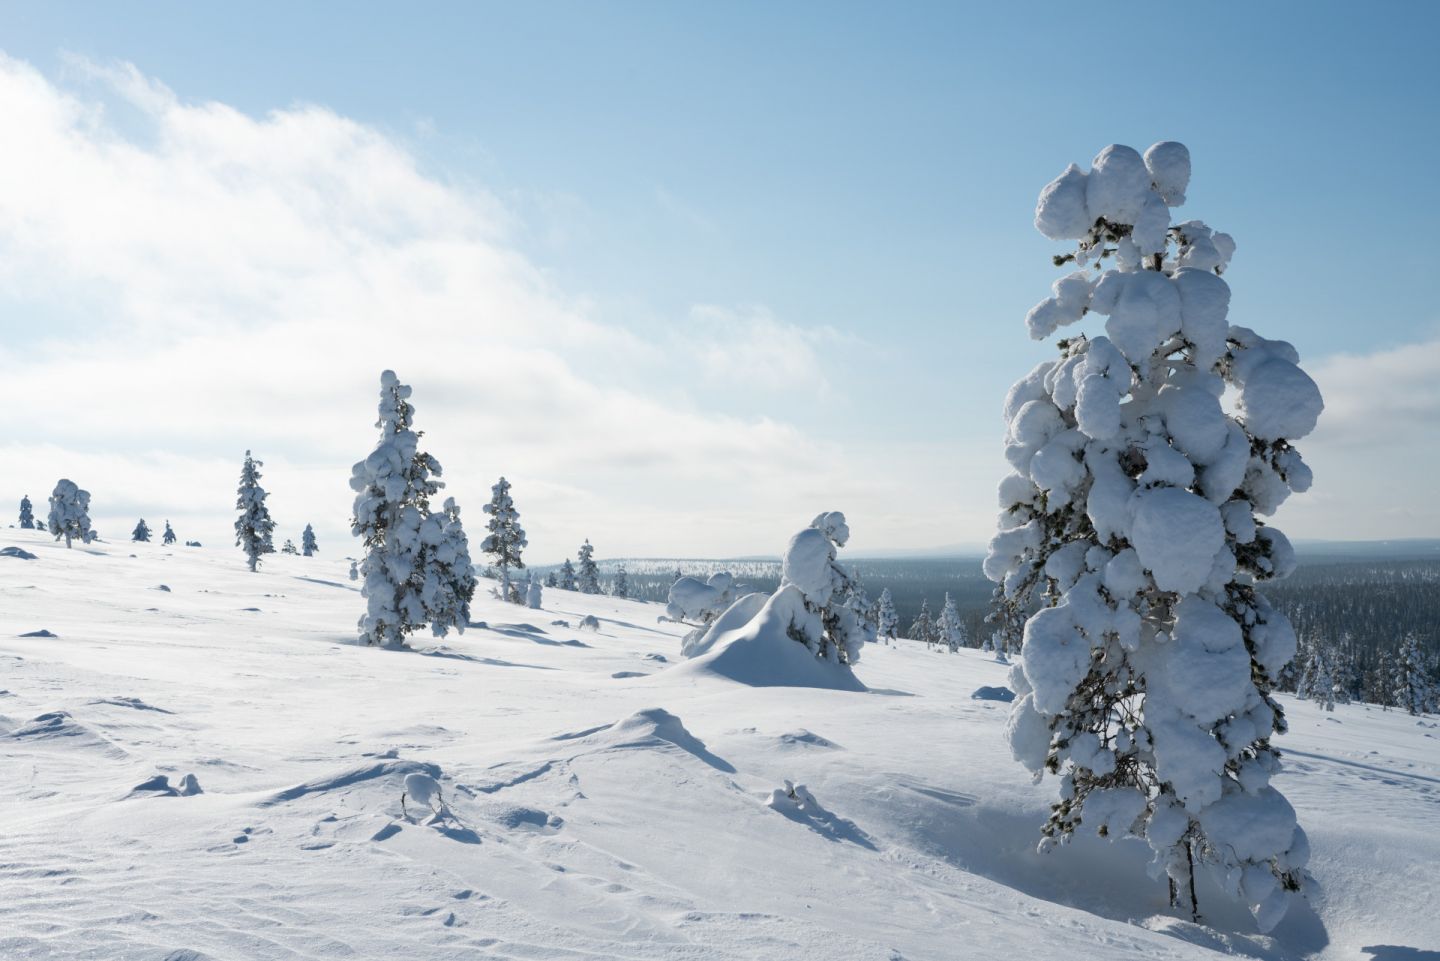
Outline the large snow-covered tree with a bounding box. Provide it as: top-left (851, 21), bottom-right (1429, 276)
top-left (773, 511), bottom-right (873, 665)
top-left (420, 496), bottom-right (477, 637)
top-left (1392, 634), bottom-right (1436, 716)
top-left (576, 539), bottom-right (600, 594)
top-left (985, 142), bottom-right (1322, 930)
top-left (480, 476), bottom-right (527, 604)
top-left (559, 558), bottom-right (577, 591)
top-left (302, 523), bottom-right (318, 557)
top-left (234, 451), bottom-right (276, 572)
top-left (937, 593), bottom-right (964, 653)
top-left (19, 495), bottom-right (35, 529)
top-left (162, 520), bottom-right (177, 545)
top-left (349, 370), bottom-right (446, 648)
top-left (47, 480), bottom-right (93, 548)
top-left (132, 519), bottom-right (152, 543)
top-left (876, 588), bottom-right (899, 644)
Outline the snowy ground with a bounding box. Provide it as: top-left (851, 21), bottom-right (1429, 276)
top-left (2, 529), bottom-right (1436, 961)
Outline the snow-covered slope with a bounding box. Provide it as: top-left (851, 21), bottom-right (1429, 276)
top-left (1, 529), bottom-right (1435, 960)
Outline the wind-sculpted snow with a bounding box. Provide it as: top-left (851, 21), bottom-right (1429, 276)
top-left (0, 529), bottom-right (1436, 959)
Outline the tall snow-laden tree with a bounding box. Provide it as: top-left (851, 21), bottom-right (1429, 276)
top-left (47, 480), bottom-right (93, 548)
top-left (577, 540), bottom-right (600, 594)
top-left (19, 495), bottom-right (35, 529)
top-left (162, 520), bottom-right (177, 545)
top-left (937, 593), bottom-right (964, 652)
top-left (132, 519), bottom-right (152, 542)
top-left (559, 558), bottom-right (577, 591)
top-left (876, 588), bottom-right (899, 643)
top-left (908, 599), bottom-right (934, 647)
top-left (986, 142), bottom-right (1321, 930)
top-left (1393, 634), bottom-right (1436, 716)
top-left (771, 511), bottom-right (872, 665)
top-left (612, 564), bottom-right (629, 599)
top-left (302, 524), bottom-right (318, 557)
top-left (480, 476), bottom-right (527, 604)
top-left (235, 451), bottom-right (276, 572)
top-left (349, 370), bottom-right (445, 648)
top-left (420, 496), bottom-right (477, 637)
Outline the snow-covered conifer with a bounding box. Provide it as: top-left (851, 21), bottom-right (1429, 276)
top-left (1393, 634), bottom-right (1436, 716)
top-left (908, 599), bottom-right (934, 647)
top-left (420, 496), bottom-right (477, 637)
top-left (545, 570), bottom-right (558, 588)
top-left (526, 571), bottom-right (544, 610)
top-left (559, 558), bottom-right (577, 591)
top-left (480, 476), bottom-right (527, 604)
top-left (19, 495), bottom-right (35, 529)
top-left (876, 588), bottom-right (899, 643)
top-left (577, 540), bottom-right (601, 594)
top-left (937, 593), bottom-right (964, 652)
top-left (281, 538), bottom-right (299, 555)
top-left (349, 559), bottom-right (359, 582)
top-left (302, 524), bottom-right (318, 557)
top-left (986, 142), bottom-right (1320, 929)
top-left (132, 519), bottom-right (152, 543)
top-left (773, 511), bottom-right (872, 665)
top-left (613, 564), bottom-right (629, 599)
top-left (162, 520), bottom-right (176, 545)
top-left (234, 451), bottom-right (276, 572)
top-left (349, 371), bottom-right (445, 647)
top-left (47, 480), bottom-right (93, 548)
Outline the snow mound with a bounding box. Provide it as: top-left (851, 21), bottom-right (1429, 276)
top-left (584, 708), bottom-right (735, 773)
top-left (261, 758), bottom-right (441, 807)
top-left (972, 686), bottom-right (1016, 702)
top-left (3, 711), bottom-right (127, 758)
top-left (680, 591), bottom-right (768, 658)
top-left (0, 546), bottom-right (38, 560)
top-left (19, 629), bottom-right (57, 638)
top-left (669, 586), bottom-right (867, 692)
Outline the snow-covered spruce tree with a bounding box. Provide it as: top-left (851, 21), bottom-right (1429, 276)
top-left (544, 570), bottom-right (558, 588)
top-left (986, 142), bottom-right (1322, 930)
top-left (349, 559), bottom-right (359, 582)
top-left (908, 598), bottom-right (934, 647)
top-left (1393, 634), bottom-right (1436, 716)
top-left (302, 523), bottom-right (318, 557)
top-left (19, 495), bottom-right (35, 529)
top-left (938, 593), bottom-right (964, 653)
top-left (559, 558), bottom-right (577, 591)
top-left (613, 564), bottom-right (629, 599)
top-left (132, 519), bottom-right (152, 542)
top-left (876, 588), bottom-right (899, 643)
top-left (162, 520), bottom-right (177, 545)
top-left (349, 371), bottom-right (445, 648)
top-left (480, 476), bottom-right (527, 604)
top-left (282, 538), bottom-right (299, 555)
top-left (235, 451), bottom-right (276, 572)
top-left (47, 479), bottom-right (93, 548)
top-left (526, 570), bottom-right (544, 609)
top-left (773, 511), bottom-right (872, 665)
top-left (419, 496), bottom-right (477, 637)
top-left (576, 539), bottom-right (600, 594)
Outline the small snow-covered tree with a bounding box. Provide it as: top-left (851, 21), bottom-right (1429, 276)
top-left (613, 564), bottom-right (629, 599)
top-left (162, 520), bottom-right (176, 545)
top-left (559, 558), bottom-right (577, 591)
top-left (774, 511), bottom-right (872, 664)
top-left (481, 476), bottom-right (527, 604)
top-left (302, 524), bottom-right (318, 557)
top-left (876, 588), bottom-right (899, 643)
top-left (132, 519), bottom-right (152, 543)
top-left (937, 593), bottom-right (964, 653)
top-left (47, 480), bottom-right (93, 548)
top-left (986, 142), bottom-right (1320, 929)
top-left (545, 570), bottom-right (558, 588)
top-left (1393, 634), bottom-right (1436, 716)
top-left (235, 451), bottom-right (276, 572)
top-left (420, 496), bottom-right (477, 637)
top-left (19, 495), bottom-right (35, 529)
top-left (349, 559), bottom-right (359, 582)
top-left (577, 540), bottom-right (600, 594)
top-left (526, 571), bottom-right (544, 610)
top-left (282, 538), bottom-right (299, 555)
top-left (908, 598), bottom-right (934, 647)
top-left (349, 371), bottom-right (445, 648)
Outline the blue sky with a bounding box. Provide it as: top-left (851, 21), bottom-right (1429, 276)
top-left (0, 2), bottom-right (1437, 557)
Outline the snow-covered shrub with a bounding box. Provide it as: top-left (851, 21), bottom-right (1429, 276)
top-left (576, 539), bottom-right (600, 594)
top-left (302, 524), bottom-right (318, 557)
top-left (47, 480), bottom-right (93, 548)
top-left (349, 559), bottom-right (359, 582)
top-left (234, 451), bottom-right (276, 572)
top-left (526, 571), bottom-right (544, 610)
top-left (937, 593), bottom-right (965, 652)
top-left (578, 614), bottom-right (600, 632)
top-left (281, 538), bottom-right (298, 555)
top-left (19, 496), bottom-right (35, 529)
top-left (666, 571), bottom-right (739, 624)
top-left (481, 476), bottom-right (527, 604)
top-left (772, 511), bottom-right (872, 666)
top-left (876, 588), bottom-right (898, 643)
top-left (162, 520), bottom-right (176, 546)
top-left (987, 142), bottom-right (1320, 930)
top-left (350, 370), bottom-right (452, 648)
top-left (132, 519), bottom-right (151, 543)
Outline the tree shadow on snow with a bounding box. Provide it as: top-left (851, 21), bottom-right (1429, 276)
top-left (1363, 949), bottom-right (1440, 961)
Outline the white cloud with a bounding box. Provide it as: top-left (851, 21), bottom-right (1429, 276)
top-left (0, 55), bottom-right (959, 559)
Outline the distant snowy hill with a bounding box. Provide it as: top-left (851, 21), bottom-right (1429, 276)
top-left (1, 529), bottom-right (1436, 960)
